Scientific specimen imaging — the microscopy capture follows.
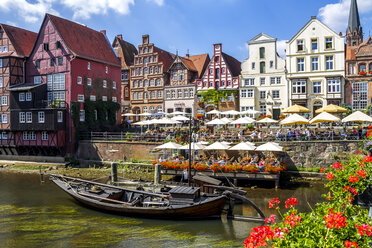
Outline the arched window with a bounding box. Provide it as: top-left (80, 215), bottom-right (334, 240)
top-left (156, 79), bottom-right (161, 86)
top-left (260, 62), bottom-right (266, 74)
top-left (144, 79), bottom-right (149, 87)
top-left (150, 79), bottom-right (155, 86)
top-left (139, 80), bottom-right (143, 87)
top-left (359, 63), bottom-right (366, 72)
top-left (259, 47), bottom-right (265, 59)
top-left (144, 92), bottom-right (148, 99)
top-left (144, 67), bottom-right (148, 75)
top-left (150, 106), bottom-right (155, 113)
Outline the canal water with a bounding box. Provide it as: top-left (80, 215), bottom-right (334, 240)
top-left (0, 172), bottom-right (327, 248)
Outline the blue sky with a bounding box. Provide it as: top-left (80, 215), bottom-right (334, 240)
top-left (1, 0), bottom-right (372, 61)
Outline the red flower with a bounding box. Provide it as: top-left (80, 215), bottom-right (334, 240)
top-left (356, 150), bottom-right (362, 155)
top-left (320, 168), bottom-right (325, 173)
top-left (243, 225), bottom-right (274, 248)
top-left (348, 175), bottom-right (359, 183)
top-left (326, 172), bottom-right (334, 181)
top-left (332, 162), bottom-right (342, 169)
top-left (285, 198), bottom-right (298, 208)
top-left (363, 156), bottom-right (372, 163)
top-left (324, 209), bottom-right (347, 229)
top-left (344, 241), bottom-right (358, 248)
top-left (269, 197), bottom-right (280, 208)
top-left (284, 212), bottom-right (301, 227)
top-left (355, 223), bottom-right (372, 236)
top-left (356, 169), bottom-right (367, 178)
top-left (344, 185), bottom-right (358, 195)
top-left (265, 214), bottom-right (276, 224)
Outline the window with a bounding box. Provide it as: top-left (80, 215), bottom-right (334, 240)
top-left (112, 97), bottom-right (117, 102)
top-left (227, 94), bottom-right (234, 101)
top-left (154, 66), bottom-right (158, 73)
top-left (209, 69), bottom-right (213, 75)
top-left (78, 94), bottom-right (84, 102)
top-left (138, 93), bottom-right (142, 99)
top-left (19, 112), bottom-right (25, 123)
top-left (26, 92), bottom-right (32, 101)
top-left (359, 64), bottom-right (366, 72)
top-left (352, 82), bottom-right (368, 110)
top-left (23, 131), bottom-right (36, 141)
top-left (34, 76), bottom-right (42, 84)
top-left (166, 91), bottom-right (170, 99)
top-left (156, 79), bottom-right (161, 86)
top-left (184, 89), bottom-right (189, 98)
top-left (143, 106), bottom-right (148, 113)
top-left (297, 58), bottom-right (304, 72)
top-left (103, 80), bottom-right (107, 88)
top-left (19, 93), bottom-right (25, 102)
top-left (292, 81), bottom-right (306, 94)
top-left (260, 62), bottom-right (265, 73)
top-left (179, 70), bottom-right (184, 81)
top-left (215, 69), bottom-right (220, 79)
top-left (0, 77), bottom-right (2, 88)
top-left (149, 91), bottom-right (155, 99)
top-left (47, 73), bottom-right (65, 90)
top-left (325, 37), bottom-right (333, 49)
top-left (311, 57), bottom-right (319, 71)
top-left (270, 61), bottom-right (273, 68)
top-left (157, 106), bottom-right (162, 113)
top-left (38, 112), bottom-right (45, 123)
top-left (252, 62), bottom-right (255, 70)
top-left (144, 68), bottom-right (148, 75)
top-left (259, 47), bottom-right (265, 59)
top-left (80, 110), bottom-right (85, 122)
top-left (113, 81), bottom-right (116, 89)
top-left (1, 96), bottom-right (7, 106)
top-left (149, 67), bottom-right (153, 74)
top-left (313, 81), bottom-right (322, 94)
top-left (58, 57), bottom-right (63, 66)
top-left (88, 62), bottom-right (91, 70)
top-left (259, 91), bottom-right (266, 100)
top-left (50, 58), bottom-right (55, 66)
top-left (90, 95), bottom-right (96, 101)
top-left (311, 39), bottom-right (318, 50)
top-left (150, 106), bottom-right (155, 114)
top-left (244, 78), bottom-right (255, 86)
top-left (2, 132), bottom-right (8, 140)
top-left (327, 79), bottom-right (340, 93)
top-left (270, 77), bottom-right (281, 85)
top-left (241, 89), bottom-right (247, 98)
top-left (172, 71), bottom-right (178, 81)
top-left (125, 88), bottom-right (129, 97)
top-left (41, 131), bottom-right (48, 141)
top-left (26, 112), bottom-right (32, 123)
top-left (105, 66), bottom-right (108, 74)
top-left (94, 110), bottom-right (98, 120)
top-left (260, 77), bottom-right (265, 85)
top-left (0, 59), bottom-right (2, 68)
top-left (102, 96), bottom-right (107, 101)
top-left (87, 78), bottom-right (92, 86)
top-left (272, 90), bottom-right (280, 99)
top-left (177, 89), bottom-right (182, 98)
top-left (214, 56), bottom-right (220, 62)
top-left (144, 92), bottom-right (148, 99)
top-left (247, 89), bottom-right (254, 98)
top-left (133, 92), bottom-right (137, 100)
top-left (222, 68), bottom-right (225, 74)
top-left (221, 81), bottom-right (225, 87)
top-left (297, 40), bottom-right (304, 51)
top-left (260, 105), bottom-right (267, 115)
top-left (326, 56), bottom-right (334, 70)
top-left (43, 43), bottom-right (49, 51)
top-left (209, 82), bottom-right (213, 87)
top-left (157, 90), bottom-right (162, 98)
top-left (35, 60), bottom-right (40, 69)
top-left (149, 79), bottom-right (154, 86)
top-left (349, 63), bottom-right (356, 75)
top-left (1, 114), bottom-right (7, 123)
top-left (77, 76), bottom-right (82, 85)
top-left (189, 89), bottom-right (194, 98)
top-left (171, 90), bottom-right (176, 99)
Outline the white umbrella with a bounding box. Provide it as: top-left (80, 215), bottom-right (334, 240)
top-left (169, 111), bottom-right (186, 115)
top-left (257, 117), bottom-right (278, 123)
top-left (204, 141), bottom-right (230, 150)
top-left (206, 119), bottom-right (227, 125)
top-left (310, 112), bottom-right (340, 124)
top-left (255, 142), bottom-right (283, 152)
top-left (152, 118), bottom-right (181, 125)
top-left (197, 141), bottom-right (209, 145)
top-left (341, 111), bottom-right (372, 123)
top-left (138, 113), bottom-right (151, 116)
top-left (222, 110), bottom-right (240, 116)
top-left (280, 114), bottom-right (309, 125)
top-left (154, 142), bottom-right (182, 150)
top-left (230, 117), bottom-right (255, 125)
top-left (221, 141), bottom-right (231, 145)
top-left (245, 141), bottom-right (256, 146)
top-left (207, 110), bottom-right (220, 115)
top-left (122, 113), bottom-right (136, 116)
top-left (221, 117), bottom-right (232, 124)
top-left (229, 142), bottom-right (256, 151)
top-left (179, 143), bottom-right (206, 150)
top-left (133, 120), bottom-right (152, 126)
top-left (171, 115), bottom-right (190, 121)
top-left (244, 117), bottom-right (256, 123)
top-left (241, 109), bottom-right (261, 115)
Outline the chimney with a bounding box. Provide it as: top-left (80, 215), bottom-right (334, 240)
top-left (186, 49), bottom-right (190, 58)
top-left (117, 34), bottom-right (123, 40)
top-left (100, 30), bottom-right (106, 35)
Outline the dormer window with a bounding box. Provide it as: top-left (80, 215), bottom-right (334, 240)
top-left (55, 41), bottom-right (62, 49)
top-left (35, 60), bottom-right (40, 69)
top-left (297, 40), bottom-right (304, 52)
top-left (88, 62), bottom-right (91, 70)
top-left (105, 66), bottom-right (108, 74)
top-left (325, 37), bottom-right (333, 49)
top-left (43, 43), bottom-right (49, 51)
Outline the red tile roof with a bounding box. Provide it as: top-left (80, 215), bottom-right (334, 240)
top-left (188, 54), bottom-right (210, 78)
top-left (222, 52), bottom-right (241, 77)
top-left (113, 35), bottom-right (138, 70)
top-left (1, 24), bottom-right (37, 57)
top-left (179, 57), bottom-right (197, 72)
top-left (356, 37), bottom-right (372, 57)
top-left (153, 46), bottom-right (174, 71)
top-left (47, 14), bottom-right (120, 67)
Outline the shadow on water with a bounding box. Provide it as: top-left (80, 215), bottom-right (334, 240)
top-left (0, 171), bottom-right (328, 248)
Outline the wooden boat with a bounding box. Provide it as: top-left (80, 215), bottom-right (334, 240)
top-left (48, 174), bottom-right (227, 219)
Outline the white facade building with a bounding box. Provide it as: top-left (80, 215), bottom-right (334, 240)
top-left (240, 33), bottom-right (288, 119)
top-left (286, 16), bottom-right (345, 116)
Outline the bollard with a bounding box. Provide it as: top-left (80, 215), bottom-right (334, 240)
top-left (154, 163), bottom-right (161, 185)
top-left (111, 162), bottom-right (118, 183)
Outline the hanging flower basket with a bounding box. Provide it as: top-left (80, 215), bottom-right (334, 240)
top-left (360, 71), bottom-right (366, 76)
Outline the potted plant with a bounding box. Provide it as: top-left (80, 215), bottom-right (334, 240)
top-left (360, 71), bottom-right (366, 76)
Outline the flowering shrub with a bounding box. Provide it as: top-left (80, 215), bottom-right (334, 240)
top-left (242, 164), bottom-right (259, 173)
top-left (244, 153), bottom-right (372, 247)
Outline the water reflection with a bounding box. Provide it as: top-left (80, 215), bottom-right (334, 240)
top-left (0, 172), bottom-right (328, 247)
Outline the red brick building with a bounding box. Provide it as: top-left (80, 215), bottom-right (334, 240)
top-left (21, 14), bottom-right (121, 155)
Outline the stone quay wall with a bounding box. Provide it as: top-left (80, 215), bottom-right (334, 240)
top-left (77, 140), bottom-right (361, 169)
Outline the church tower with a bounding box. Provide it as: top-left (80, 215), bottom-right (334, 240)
top-left (346, 0), bottom-right (363, 46)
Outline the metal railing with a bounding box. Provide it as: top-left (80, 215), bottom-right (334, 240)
top-left (80, 131), bottom-right (175, 142)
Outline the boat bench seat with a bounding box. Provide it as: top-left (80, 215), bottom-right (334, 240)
top-left (143, 201), bottom-right (167, 207)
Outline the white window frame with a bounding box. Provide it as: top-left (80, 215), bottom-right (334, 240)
top-left (41, 131), bottom-right (48, 141)
top-left (113, 81), bottom-right (116, 89)
top-left (38, 112), bottom-right (45, 123)
top-left (103, 80), bottom-right (107, 88)
top-left (297, 58), bottom-right (305, 72)
top-left (327, 79), bottom-right (340, 93)
top-left (0, 77), bottom-right (3, 87)
top-left (102, 96), bottom-right (107, 101)
top-left (34, 76), bottom-right (42, 85)
top-left (26, 92), bottom-right (32, 101)
top-left (1, 96), bottom-right (7, 106)
top-left (326, 56), bottom-right (334, 70)
top-left (90, 95), bottom-right (96, 101)
top-left (87, 78), bottom-right (92, 86)
top-left (19, 112), bottom-right (25, 123)
top-left (19, 93), bottom-right (25, 102)
top-left (26, 112), bottom-right (32, 123)
top-left (88, 62), bottom-right (91, 70)
top-left (272, 90), bottom-right (280, 99)
top-left (292, 81), bottom-right (306, 94)
top-left (80, 110), bottom-right (85, 122)
top-left (313, 81), bottom-right (322, 94)
top-left (112, 96), bottom-right (117, 102)
top-left (77, 94), bottom-right (84, 102)
top-left (77, 76), bottom-right (82, 85)
top-left (311, 57), bottom-right (319, 71)
top-left (1, 114), bottom-right (7, 124)
top-left (57, 111), bottom-right (63, 123)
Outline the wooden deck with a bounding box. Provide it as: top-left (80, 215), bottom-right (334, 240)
top-left (161, 169), bottom-right (280, 188)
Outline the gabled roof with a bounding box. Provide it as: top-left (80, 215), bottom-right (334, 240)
top-left (248, 33), bottom-right (277, 45)
top-left (348, 0), bottom-right (362, 33)
top-left (188, 54), bottom-right (210, 78)
top-left (113, 35), bottom-right (138, 69)
top-left (153, 46), bottom-right (175, 71)
top-left (0, 24), bottom-right (37, 57)
top-left (179, 57), bottom-right (197, 71)
top-left (221, 52), bottom-right (241, 77)
top-left (356, 36), bottom-right (372, 57)
top-left (46, 14), bottom-right (120, 67)
top-left (288, 17), bottom-right (340, 44)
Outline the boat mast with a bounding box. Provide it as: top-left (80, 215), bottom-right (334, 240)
top-left (188, 114), bottom-right (192, 186)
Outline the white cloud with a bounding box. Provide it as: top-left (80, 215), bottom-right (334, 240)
top-left (318, 0), bottom-right (372, 33)
top-left (147, 0), bottom-right (164, 6)
top-left (277, 40), bottom-right (287, 58)
top-left (0, 0), bottom-right (58, 23)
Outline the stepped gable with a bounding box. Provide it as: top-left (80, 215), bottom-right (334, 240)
top-left (47, 14), bottom-right (120, 66)
top-left (1, 24), bottom-right (37, 57)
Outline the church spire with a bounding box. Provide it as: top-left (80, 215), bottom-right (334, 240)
top-left (346, 0), bottom-right (363, 46)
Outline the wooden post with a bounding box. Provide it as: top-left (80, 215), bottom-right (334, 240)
top-left (188, 115), bottom-right (192, 187)
top-left (111, 162), bottom-right (118, 183)
top-left (154, 163), bottom-right (161, 185)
